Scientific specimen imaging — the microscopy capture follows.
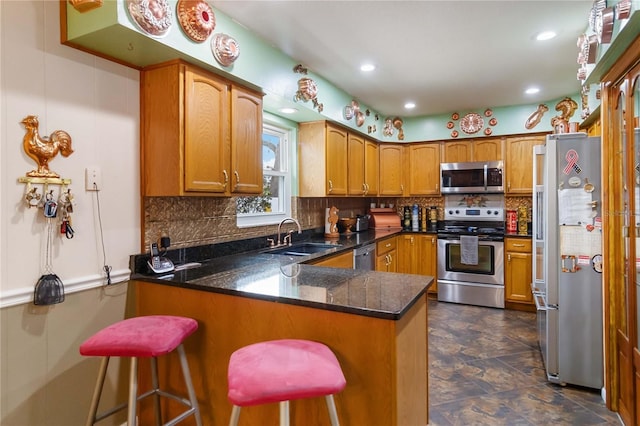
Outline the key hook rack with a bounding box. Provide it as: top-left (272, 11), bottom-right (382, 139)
top-left (17, 115), bottom-right (76, 238)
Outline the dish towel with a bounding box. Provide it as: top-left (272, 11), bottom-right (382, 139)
top-left (460, 235), bottom-right (479, 265)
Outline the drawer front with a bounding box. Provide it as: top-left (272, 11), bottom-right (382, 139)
top-left (505, 238), bottom-right (531, 253)
top-left (377, 237), bottom-right (397, 255)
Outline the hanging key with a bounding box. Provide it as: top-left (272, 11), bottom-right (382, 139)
top-left (43, 192), bottom-right (57, 218)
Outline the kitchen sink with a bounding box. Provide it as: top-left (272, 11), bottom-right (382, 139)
top-left (263, 242), bottom-right (342, 256)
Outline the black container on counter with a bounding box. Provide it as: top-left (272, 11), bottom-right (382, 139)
top-left (403, 206), bottom-right (411, 231)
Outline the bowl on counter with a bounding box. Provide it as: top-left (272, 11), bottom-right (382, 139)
top-left (338, 217), bottom-right (357, 234)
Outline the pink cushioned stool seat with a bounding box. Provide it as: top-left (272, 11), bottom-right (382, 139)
top-left (80, 315), bottom-right (198, 357)
top-left (227, 339), bottom-right (346, 425)
top-left (80, 315), bottom-right (202, 426)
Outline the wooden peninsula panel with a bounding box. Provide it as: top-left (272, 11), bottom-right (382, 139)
top-left (134, 281), bottom-right (428, 426)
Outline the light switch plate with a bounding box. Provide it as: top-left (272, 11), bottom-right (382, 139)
top-left (85, 166), bottom-right (102, 191)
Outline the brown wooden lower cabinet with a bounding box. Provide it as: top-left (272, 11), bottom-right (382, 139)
top-left (134, 281), bottom-right (428, 426)
top-left (307, 250), bottom-right (353, 268)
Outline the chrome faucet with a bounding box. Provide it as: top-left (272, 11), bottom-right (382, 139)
top-left (276, 217), bottom-right (302, 246)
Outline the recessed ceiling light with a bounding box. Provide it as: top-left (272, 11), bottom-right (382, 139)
top-left (404, 102), bottom-right (416, 109)
top-left (279, 107), bottom-right (298, 114)
top-left (525, 87), bottom-right (540, 95)
top-left (536, 31), bottom-right (557, 41)
top-left (360, 63), bottom-right (375, 72)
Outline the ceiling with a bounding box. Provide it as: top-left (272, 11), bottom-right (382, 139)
top-left (211, 0), bottom-right (593, 118)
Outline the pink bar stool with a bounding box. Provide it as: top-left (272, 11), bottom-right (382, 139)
top-left (79, 315), bottom-right (202, 426)
top-left (227, 339), bottom-right (347, 426)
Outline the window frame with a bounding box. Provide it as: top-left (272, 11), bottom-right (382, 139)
top-left (236, 120), bottom-right (294, 228)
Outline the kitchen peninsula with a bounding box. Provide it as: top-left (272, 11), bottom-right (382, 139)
top-left (132, 239), bottom-right (432, 426)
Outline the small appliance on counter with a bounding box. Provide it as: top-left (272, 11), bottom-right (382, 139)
top-left (369, 208), bottom-right (402, 230)
top-left (355, 215), bottom-right (369, 232)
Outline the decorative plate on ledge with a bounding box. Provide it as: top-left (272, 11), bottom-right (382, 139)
top-left (177, 0), bottom-right (216, 43)
top-left (127, 0), bottom-right (173, 37)
top-left (459, 112), bottom-right (484, 134)
top-left (211, 33), bottom-right (240, 67)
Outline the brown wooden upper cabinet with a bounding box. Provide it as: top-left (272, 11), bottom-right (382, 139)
top-left (298, 121), bottom-right (348, 196)
top-left (406, 142), bottom-right (441, 195)
top-left (379, 143), bottom-right (405, 196)
top-left (504, 135), bottom-right (546, 194)
top-left (141, 60), bottom-right (263, 197)
top-left (442, 138), bottom-right (503, 163)
top-left (347, 134), bottom-right (379, 196)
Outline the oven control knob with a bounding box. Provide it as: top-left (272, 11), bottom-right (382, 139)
top-left (487, 210), bottom-right (494, 215)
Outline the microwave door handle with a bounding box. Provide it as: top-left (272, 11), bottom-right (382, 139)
top-left (484, 164), bottom-right (488, 191)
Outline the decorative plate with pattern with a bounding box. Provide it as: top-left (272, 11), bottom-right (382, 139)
top-left (127, 0), bottom-right (172, 37)
top-left (460, 112), bottom-right (484, 134)
top-left (211, 33), bottom-right (240, 67)
top-left (177, 0), bottom-right (216, 42)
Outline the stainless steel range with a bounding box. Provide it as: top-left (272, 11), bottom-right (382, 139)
top-left (437, 197), bottom-right (505, 308)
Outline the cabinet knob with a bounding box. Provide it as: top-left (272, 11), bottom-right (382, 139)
top-left (234, 170), bottom-right (240, 188)
top-left (507, 253), bottom-right (511, 262)
top-left (385, 243), bottom-right (391, 248)
top-left (328, 180), bottom-right (333, 193)
top-left (362, 182), bottom-right (367, 194)
top-left (513, 243), bottom-right (525, 247)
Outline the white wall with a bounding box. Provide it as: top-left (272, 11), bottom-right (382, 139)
top-left (1, 1), bottom-right (140, 424)
top-left (1, 1), bottom-right (139, 303)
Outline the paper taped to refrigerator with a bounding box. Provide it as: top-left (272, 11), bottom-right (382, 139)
top-left (557, 188), bottom-right (593, 225)
top-left (560, 225), bottom-right (602, 257)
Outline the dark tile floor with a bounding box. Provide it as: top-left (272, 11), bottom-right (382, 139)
top-left (428, 299), bottom-right (621, 425)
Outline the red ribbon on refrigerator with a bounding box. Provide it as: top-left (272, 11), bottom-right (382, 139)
top-left (563, 149), bottom-right (582, 174)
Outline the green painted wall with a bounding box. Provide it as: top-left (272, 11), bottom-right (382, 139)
top-left (66, 1), bottom-right (632, 142)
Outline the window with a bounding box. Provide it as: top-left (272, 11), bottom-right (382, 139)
top-left (236, 122), bottom-right (292, 227)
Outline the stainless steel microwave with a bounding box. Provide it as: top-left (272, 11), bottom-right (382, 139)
top-left (440, 161), bottom-right (504, 194)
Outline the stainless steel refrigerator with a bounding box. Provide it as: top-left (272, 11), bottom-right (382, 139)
top-left (532, 133), bottom-right (603, 389)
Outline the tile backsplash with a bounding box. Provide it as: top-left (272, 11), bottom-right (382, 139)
top-left (143, 196), bottom-right (371, 250)
top-left (143, 195), bottom-right (532, 250)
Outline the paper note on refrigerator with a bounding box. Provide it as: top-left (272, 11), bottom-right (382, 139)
top-left (560, 225), bottom-right (602, 257)
top-left (557, 188), bottom-right (593, 225)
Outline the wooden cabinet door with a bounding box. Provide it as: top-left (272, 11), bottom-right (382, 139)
top-left (505, 135), bottom-right (546, 194)
top-left (397, 234), bottom-right (418, 274)
top-left (505, 251), bottom-right (533, 303)
top-left (348, 133), bottom-right (366, 195)
top-left (443, 141), bottom-right (471, 163)
top-left (474, 138), bottom-right (503, 161)
top-left (387, 249), bottom-right (398, 272)
top-left (326, 125), bottom-right (348, 195)
top-left (309, 250), bottom-right (353, 268)
top-left (230, 86), bottom-right (263, 194)
top-left (364, 139), bottom-right (379, 195)
top-left (408, 143), bottom-right (441, 195)
top-left (417, 235), bottom-right (438, 293)
top-left (504, 238), bottom-right (533, 304)
top-left (379, 144), bottom-right (404, 196)
top-left (184, 67), bottom-right (230, 193)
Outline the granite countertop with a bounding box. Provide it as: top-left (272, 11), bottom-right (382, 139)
top-left (131, 228), bottom-right (432, 320)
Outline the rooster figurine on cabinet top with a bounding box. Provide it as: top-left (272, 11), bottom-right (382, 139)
top-left (21, 115), bottom-right (73, 178)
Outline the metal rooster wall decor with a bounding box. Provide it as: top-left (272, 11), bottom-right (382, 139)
top-left (21, 115), bottom-right (74, 178)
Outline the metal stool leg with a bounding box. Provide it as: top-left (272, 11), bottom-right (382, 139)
top-left (177, 344), bottom-right (202, 426)
top-left (151, 357), bottom-right (162, 426)
top-left (128, 357), bottom-right (138, 426)
top-left (86, 356), bottom-right (109, 426)
top-left (325, 395), bottom-right (340, 426)
top-left (279, 400), bottom-right (290, 426)
top-left (229, 405), bottom-right (241, 426)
